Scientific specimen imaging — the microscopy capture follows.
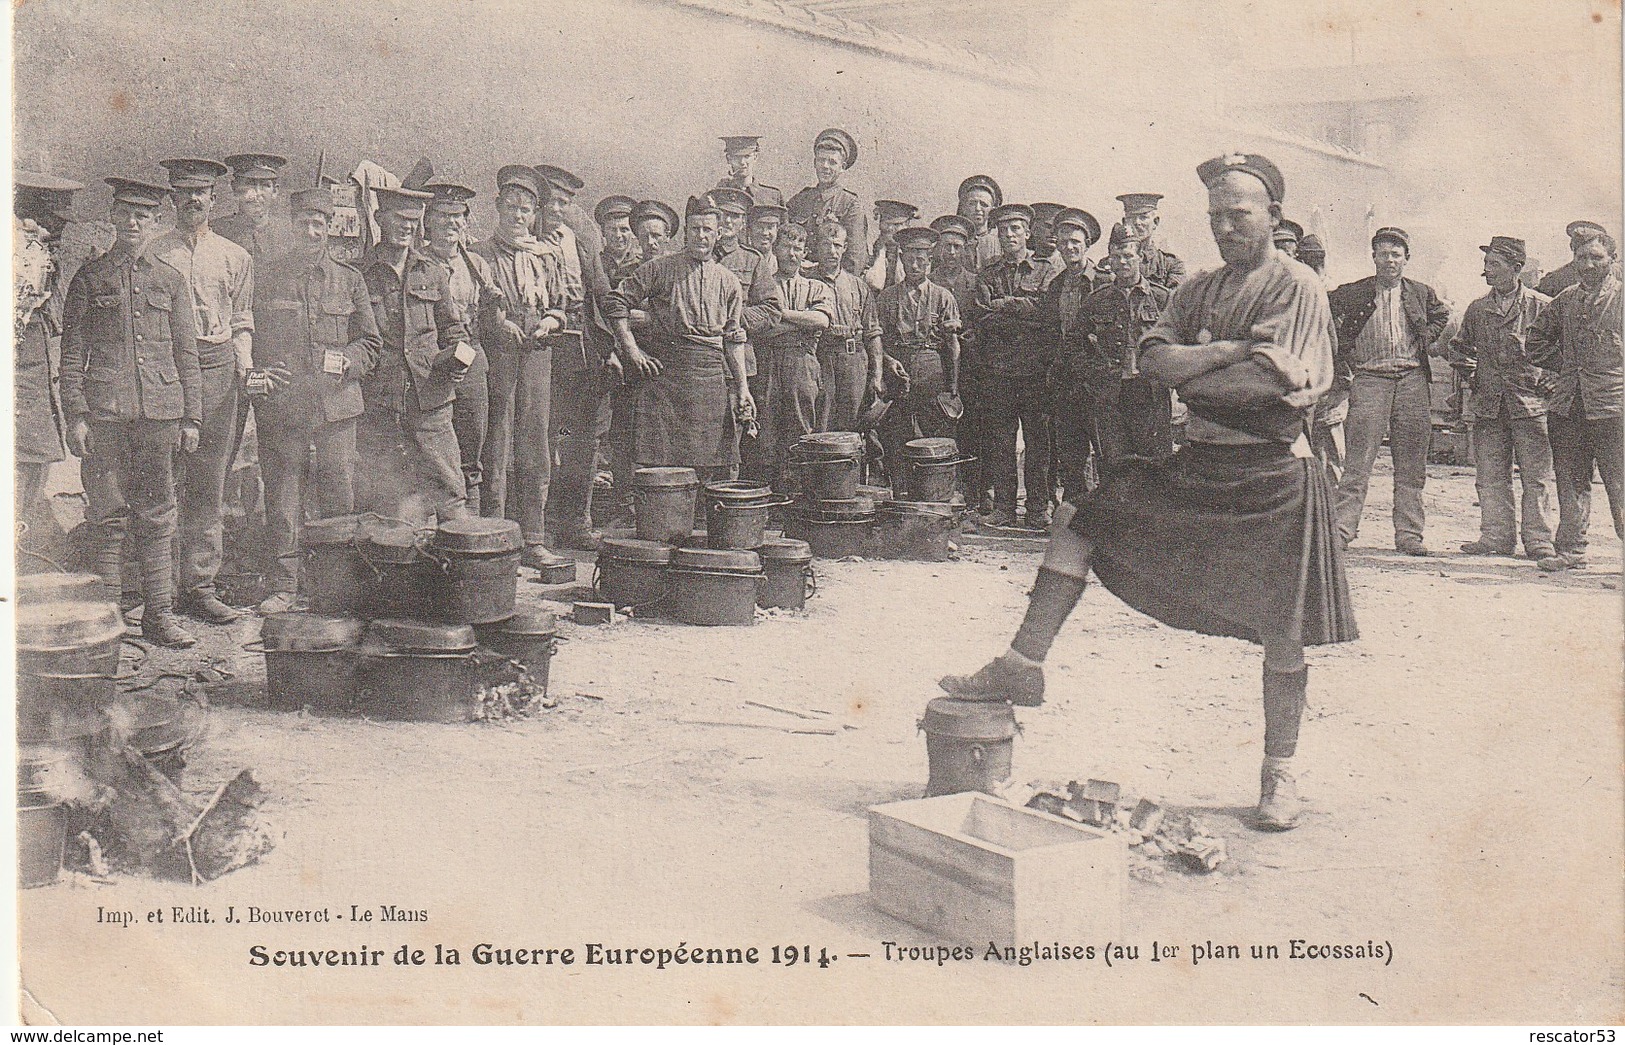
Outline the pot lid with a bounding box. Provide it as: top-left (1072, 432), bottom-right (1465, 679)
top-left (806, 496), bottom-right (875, 519)
top-left (363, 618), bottom-right (477, 652)
top-left (303, 514), bottom-right (362, 546)
top-left (487, 608), bottom-right (558, 637)
top-left (431, 517), bottom-right (522, 553)
top-left (880, 499), bottom-right (960, 517)
top-left (903, 437), bottom-right (958, 461)
top-left (633, 466), bottom-right (699, 488)
top-left (668, 547), bottom-right (762, 572)
top-left (16, 572), bottom-right (104, 605)
top-left (920, 697), bottom-right (1018, 739)
top-left (757, 537), bottom-right (813, 562)
top-left (17, 600), bottom-right (125, 651)
top-left (358, 523), bottom-right (422, 562)
top-left (705, 480), bottom-right (774, 502)
top-left (260, 612), bottom-right (364, 652)
top-left (798, 431), bottom-right (863, 452)
top-left (599, 537), bottom-right (673, 563)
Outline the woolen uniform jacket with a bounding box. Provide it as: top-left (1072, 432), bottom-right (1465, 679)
top-left (1327, 275), bottom-right (1451, 383)
top-left (360, 246), bottom-right (470, 414)
top-left (253, 249), bottom-right (383, 429)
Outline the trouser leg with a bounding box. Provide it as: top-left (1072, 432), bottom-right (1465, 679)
top-left (1050, 393), bottom-right (1089, 499)
top-left (257, 423), bottom-right (309, 595)
top-left (355, 407), bottom-right (410, 520)
top-left (402, 396), bottom-right (467, 525)
top-left (1388, 367), bottom-right (1431, 544)
top-left (1471, 410), bottom-right (1516, 548)
top-left (547, 362), bottom-right (605, 536)
top-left (1548, 411), bottom-right (1593, 557)
top-left (481, 345), bottom-right (521, 521)
top-left (508, 347), bottom-right (553, 546)
top-left (82, 423), bottom-right (132, 602)
top-left (117, 420), bottom-right (180, 613)
top-left (1589, 415), bottom-right (1625, 541)
top-left (176, 362), bottom-right (239, 599)
top-left (1508, 414), bottom-right (1555, 553)
top-left (1335, 372), bottom-right (1397, 541)
top-left (607, 383), bottom-right (637, 522)
top-left (310, 418), bottom-right (358, 520)
top-left (452, 351), bottom-right (488, 516)
top-left (1017, 379), bottom-right (1050, 515)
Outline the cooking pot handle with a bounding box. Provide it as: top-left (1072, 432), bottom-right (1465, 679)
top-left (117, 637), bottom-right (151, 680)
top-left (240, 640), bottom-right (267, 654)
top-left (804, 564), bottom-right (818, 599)
top-left (590, 560), bottom-right (602, 593)
top-left (970, 743), bottom-right (985, 765)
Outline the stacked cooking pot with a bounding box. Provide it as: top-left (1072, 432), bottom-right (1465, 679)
top-left (596, 467), bottom-right (815, 625)
top-left (784, 433), bottom-right (968, 563)
top-left (259, 514), bottom-right (557, 722)
top-left (871, 437), bottom-right (971, 562)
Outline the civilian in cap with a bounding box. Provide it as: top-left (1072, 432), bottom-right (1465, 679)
top-left (971, 202), bottom-right (1052, 528)
top-left (747, 203), bottom-right (787, 258)
top-left (14, 172), bottom-right (83, 515)
top-left (1272, 218), bottom-right (1304, 258)
top-left (631, 199), bottom-right (679, 261)
top-left (151, 157), bottom-right (257, 625)
top-left (601, 196), bottom-right (752, 481)
top-left (956, 175), bottom-right (1003, 273)
top-left (875, 225), bottom-right (963, 477)
top-left (808, 222), bottom-right (884, 433)
top-left (1447, 236), bottom-right (1556, 561)
top-left (1029, 203), bottom-right (1068, 291)
top-left (1528, 230), bottom-right (1623, 571)
top-left (862, 200), bottom-right (920, 291)
top-left (250, 185), bottom-right (382, 614)
top-left (595, 195), bottom-right (642, 283)
top-left (787, 129), bottom-right (868, 276)
top-left (471, 166), bottom-right (572, 570)
top-left (714, 136), bottom-right (784, 209)
top-left (216, 153), bottom-right (292, 261)
top-left (1297, 233), bottom-right (1327, 279)
top-left (1536, 220), bottom-right (1612, 298)
top-left (928, 214), bottom-right (980, 319)
top-left (1039, 210), bottom-right (1108, 500)
top-left (420, 180), bottom-right (500, 520)
top-left (1117, 192), bottom-right (1186, 290)
top-left (755, 223), bottom-right (836, 487)
top-left (59, 177), bottom-right (204, 647)
top-left (358, 184), bottom-right (478, 532)
top-left (1328, 223), bottom-right (1450, 555)
top-left (709, 186), bottom-right (784, 481)
top-left (944, 152), bottom-right (1355, 835)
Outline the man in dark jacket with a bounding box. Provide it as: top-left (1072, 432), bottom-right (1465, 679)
top-left (1329, 226), bottom-right (1451, 554)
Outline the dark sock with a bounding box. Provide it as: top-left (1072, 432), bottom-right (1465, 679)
top-left (1262, 665), bottom-right (1308, 758)
top-left (1010, 567), bottom-right (1088, 662)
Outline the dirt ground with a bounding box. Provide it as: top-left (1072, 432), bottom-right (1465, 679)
top-left (17, 454), bottom-right (1625, 1026)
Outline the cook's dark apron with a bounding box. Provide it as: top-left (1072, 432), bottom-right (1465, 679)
top-left (632, 335), bottom-right (736, 468)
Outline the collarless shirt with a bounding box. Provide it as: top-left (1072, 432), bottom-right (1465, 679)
top-left (1351, 282), bottom-right (1418, 374)
top-left (150, 224), bottom-right (254, 365)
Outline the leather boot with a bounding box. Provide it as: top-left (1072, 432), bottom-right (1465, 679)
top-left (1256, 761), bottom-right (1301, 831)
top-left (938, 654), bottom-right (1045, 706)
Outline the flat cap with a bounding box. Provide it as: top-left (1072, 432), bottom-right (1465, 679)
top-left (989, 203), bottom-right (1034, 227)
top-left (1115, 192), bottom-right (1164, 213)
top-left (1480, 235), bottom-right (1527, 267)
top-left (707, 186), bottom-right (752, 215)
top-left (104, 177), bottom-right (169, 208)
top-left (288, 186), bottom-right (336, 217)
top-left (1273, 217), bottom-right (1304, 244)
top-left (159, 157), bottom-right (230, 189)
top-left (1196, 152), bottom-right (1285, 203)
top-left (930, 214), bottom-right (976, 241)
top-left (16, 170), bottom-right (84, 193)
top-left (1567, 220), bottom-right (1606, 240)
top-left (1055, 207), bottom-right (1101, 245)
top-left (496, 164), bottom-right (547, 201)
top-left (748, 203), bottom-right (788, 224)
top-left (224, 153), bottom-right (288, 181)
top-left (632, 199), bottom-right (679, 233)
top-left (594, 194), bottom-right (638, 225)
top-left (813, 128), bottom-right (858, 168)
top-left (720, 135), bottom-right (762, 155)
top-left (427, 182), bottom-right (476, 214)
top-left (1371, 226), bottom-right (1410, 253)
top-left (1030, 202), bottom-right (1066, 224)
top-left (1297, 233), bottom-right (1326, 256)
top-left (895, 226), bottom-right (938, 250)
top-left (373, 185), bottom-right (433, 217)
top-left (685, 194), bottom-right (721, 220)
top-left (534, 164), bottom-right (585, 196)
top-left (15, 171), bottom-right (84, 221)
top-left (875, 199), bottom-right (919, 223)
top-left (958, 175), bottom-right (1002, 206)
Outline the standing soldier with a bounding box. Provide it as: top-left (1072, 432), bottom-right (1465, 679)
top-left (1041, 207), bottom-right (1102, 500)
top-left (1527, 230), bottom-right (1623, 572)
top-left (787, 128), bottom-right (867, 276)
top-left (973, 203), bottom-right (1053, 529)
top-left (59, 177), bottom-right (203, 647)
top-left (1271, 217), bottom-right (1304, 259)
top-left (1330, 226), bottom-right (1451, 555)
top-left (252, 187), bottom-right (380, 614)
top-left (1448, 236), bottom-right (1555, 560)
top-left (420, 181), bottom-right (498, 516)
top-left (631, 199), bottom-right (680, 261)
top-left (875, 226), bottom-right (962, 475)
top-left (748, 203), bottom-right (787, 258)
top-left (863, 200), bottom-right (919, 291)
top-left (472, 166), bottom-right (572, 571)
top-left (810, 223), bottom-right (883, 433)
top-left (13, 172), bottom-right (81, 520)
top-left (1537, 220), bottom-right (1609, 298)
top-left (215, 153), bottom-right (292, 260)
top-left (714, 136), bottom-right (784, 208)
top-left (602, 195), bottom-right (752, 483)
top-left (956, 175), bottom-right (1003, 273)
top-left (929, 214), bottom-right (980, 317)
top-left (596, 195), bottom-right (643, 283)
top-left (1029, 202), bottom-right (1068, 290)
top-left (358, 185), bottom-right (473, 528)
top-left (710, 186), bottom-right (783, 479)
top-left (151, 157), bottom-right (255, 626)
top-left (757, 223), bottom-right (835, 487)
top-left (1116, 193), bottom-right (1187, 290)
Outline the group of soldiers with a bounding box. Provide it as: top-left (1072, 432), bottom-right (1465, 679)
top-left (13, 128), bottom-right (1621, 657)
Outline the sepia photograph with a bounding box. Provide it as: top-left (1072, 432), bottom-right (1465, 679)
top-left (8, 0), bottom-right (1623, 1028)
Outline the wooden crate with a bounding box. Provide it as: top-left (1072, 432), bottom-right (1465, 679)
top-left (868, 793), bottom-right (1124, 948)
